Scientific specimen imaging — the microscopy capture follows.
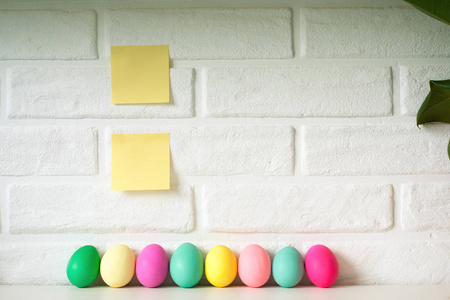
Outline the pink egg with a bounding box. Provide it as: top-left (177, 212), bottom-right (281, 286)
top-left (305, 245), bottom-right (339, 288)
top-left (238, 244), bottom-right (271, 288)
top-left (136, 244), bottom-right (168, 288)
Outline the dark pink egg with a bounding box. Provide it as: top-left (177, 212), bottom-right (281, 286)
top-left (305, 245), bottom-right (339, 288)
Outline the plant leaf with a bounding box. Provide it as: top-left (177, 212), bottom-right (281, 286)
top-left (448, 139), bottom-right (450, 159)
top-left (404, 0), bottom-right (450, 25)
top-left (416, 79), bottom-right (450, 126)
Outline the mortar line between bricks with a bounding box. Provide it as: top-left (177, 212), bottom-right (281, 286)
top-left (97, 125), bottom-right (106, 176)
top-left (2, 174), bottom-right (450, 185)
top-left (291, 6), bottom-right (300, 60)
top-left (391, 183), bottom-right (403, 233)
top-left (2, 58), bottom-right (450, 69)
top-left (0, 116), bottom-right (420, 127)
top-left (0, 231), bottom-right (446, 245)
top-left (297, 7), bottom-right (307, 58)
top-left (94, 6), bottom-right (106, 60)
top-left (392, 64), bottom-right (401, 117)
top-left (194, 67), bottom-right (203, 118)
top-left (0, 65), bottom-right (5, 121)
top-left (0, 0), bottom-right (411, 10)
top-left (0, 182), bottom-right (8, 234)
top-left (193, 184), bottom-right (204, 236)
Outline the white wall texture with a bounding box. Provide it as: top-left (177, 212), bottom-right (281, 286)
top-left (0, 0), bottom-right (449, 286)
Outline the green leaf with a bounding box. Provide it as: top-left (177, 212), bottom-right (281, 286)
top-left (448, 139), bottom-right (450, 159)
top-left (404, 0), bottom-right (450, 25)
top-left (416, 80), bottom-right (450, 126)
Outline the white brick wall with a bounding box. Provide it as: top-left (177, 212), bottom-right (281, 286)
top-left (400, 65), bottom-right (450, 115)
top-left (106, 126), bottom-right (294, 176)
top-left (9, 184), bottom-right (194, 234)
top-left (0, 243), bottom-right (87, 285)
top-left (303, 124), bottom-right (450, 175)
top-left (302, 241), bottom-right (450, 285)
top-left (0, 127), bottom-right (97, 176)
top-left (107, 8), bottom-right (293, 59)
top-left (305, 8), bottom-right (450, 58)
top-left (0, 0), bottom-right (449, 287)
top-left (204, 184), bottom-right (393, 233)
top-left (205, 66), bottom-right (392, 117)
top-left (8, 67), bottom-right (194, 119)
top-left (0, 10), bottom-right (97, 60)
top-left (401, 183), bottom-right (450, 231)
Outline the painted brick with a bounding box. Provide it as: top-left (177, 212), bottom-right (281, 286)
top-left (303, 124), bottom-right (450, 175)
top-left (204, 184), bottom-right (393, 233)
top-left (9, 184), bottom-right (193, 233)
top-left (107, 8), bottom-right (292, 59)
top-left (305, 8), bottom-right (450, 58)
top-left (401, 183), bottom-right (450, 231)
top-left (0, 10), bottom-right (97, 60)
top-left (0, 243), bottom-right (88, 285)
top-left (400, 65), bottom-right (450, 115)
top-left (106, 126), bottom-right (294, 176)
top-left (302, 241), bottom-right (450, 285)
top-left (205, 66), bottom-right (392, 117)
top-left (0, 127), bottom-right (97, 176)
top-left (8, 67), bottom-right (194, 119)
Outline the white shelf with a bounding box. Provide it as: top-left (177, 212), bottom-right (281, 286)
top-left (0, 285), bottom-right (449, 300)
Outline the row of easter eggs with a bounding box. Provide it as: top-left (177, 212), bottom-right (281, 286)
top-left (67, 243), bottom-right (339, 288)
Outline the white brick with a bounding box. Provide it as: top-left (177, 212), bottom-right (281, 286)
top-left (302, 241), bottom-right (450, 285)
top-left (304, 124), bottom-right (450, 175)
top-left (305, 8), bottom-right (450, 58)
top-left (8, 67), bottom-right (194, 119)
top-left (0, 10), bottom-right (97, 60)
top-left (204, 184), bottom-right (393, 233)
top-left (107, 8), bottom-right (292, 59)
top-left (0, 243), bottom-right (89, 285)
top-left (205, 66), bottom-right (392, 117)
top-left (106, 126), bottom-right (293, 176)
top-left (0, 127), bottom-right (97, 176)
top-left (9, 184), bottom-right (193, 234)
top-left (400, 65), bottom-right (450, 115)
top-left (401, 183), bottom-right (450, 231)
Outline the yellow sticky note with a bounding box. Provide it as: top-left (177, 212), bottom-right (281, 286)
top-left (111, 133), bottom-right (170, 191)
top-left (111, 45), bottom-right (170, 104)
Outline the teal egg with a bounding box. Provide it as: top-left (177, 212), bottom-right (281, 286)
top-left (170, 243), bottom-right (204, 288)
top-left (67, 245), bottom-right (100, 288)
top-left (272, 246), bottom-right (304, 288)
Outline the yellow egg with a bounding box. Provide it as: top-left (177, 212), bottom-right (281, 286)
top-left (205, 245), bottom-right (237, 287)
top-left (100, 244), bottom-right (135, 288)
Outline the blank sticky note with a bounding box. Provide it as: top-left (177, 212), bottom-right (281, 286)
top-left (111, 133), bottom-right (170, 191)
top-left (111, 45), bottom-right (170, 104)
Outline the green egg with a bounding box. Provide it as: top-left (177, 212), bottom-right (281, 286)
top-left (170, 243), bottom-right (204, 288)
top-left (272, 246), bottom-right (304, 288)
top-left (67, 245), bottom-right (100, 288)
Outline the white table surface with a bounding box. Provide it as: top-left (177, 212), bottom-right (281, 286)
top-left (0, 285), bottom-right (449, 300)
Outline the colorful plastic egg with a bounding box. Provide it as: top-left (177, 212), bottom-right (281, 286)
top-left (100, 244), bottom-right (135, 288)
top-left (170, 243), bottom-right (203, 288)
top-left (66, 245), bottom-right (100, 288)
top-left (136, 244), bottom-right (169, 288)
top-left (205, 245), bottom-right (237, 287)
top-left (272, 246), bottom-right (304, 288)
top-left (305, 244), bottom-right (339, 288)
top-left (238, 244), bottom-right (271, 288)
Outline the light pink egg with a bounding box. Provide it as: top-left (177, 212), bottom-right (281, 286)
top-left (136, 244), bottom-right (168, 288)
top-left (305, 244), bottom-right (339, 288)
top-left (238, 244), bottom-right (271, 288)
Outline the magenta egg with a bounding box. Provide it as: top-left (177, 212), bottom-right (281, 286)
top-left (136, 244), bottom-right (168, 287)
top-left (238, 244), bottom-right (271, 288)
top-left (304, 244), bottom-right (339, 288)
